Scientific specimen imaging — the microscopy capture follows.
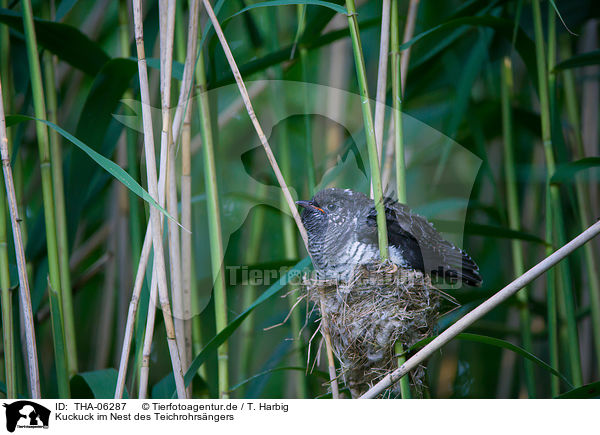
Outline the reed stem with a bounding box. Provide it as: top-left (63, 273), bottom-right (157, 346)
top-left (390, 0), bottom-right (405, 203)
top-left (195, 44), bottom-right (229, 398)
top-left (381, 0), bottom-right (418, 191)
top-left (0, 6), bottom-right (16, 397)
top-left (395, 343), bottom-right (410, 398)
top-left (345, 0), bottom-right (389, 259)
top-left (118, 0), bottom-right (143, 275)
top-left (41, 3), bottom-right (78, 376)
top-left (179, 0), bottom-right (198, 384)
top-left (0, 154), bottom-right (15, 398)
top-left (319, 294), bottom-right (340, 399)
top-left (117, 0), bottom-right (200, 398)
top-left (545, 184), bottom-right (559, 396)
top-left (500, 56), bottom-right (536, 397)
top-left (180, 98), bottom-right (193, 378)
top-left (21, 0), bottom-right (70, 398)
top-left (560, 39), bottom-right (600, 376)
top-left (532, 0), bottom-right (582, 387)
top-left (162, 1), bottom-right (186, 390)
top-left (0, 78), bottom-right (41, 398)
top-left (138, 274), bottom-right (158, 398)
top-left (132, 0), bottom-right (186, 399)
top-left (373, 0), bottom-right (390, 165)
top-left (390, 0), bottom-right (410, 398)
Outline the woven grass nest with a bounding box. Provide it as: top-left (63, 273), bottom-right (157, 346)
top-left (302, 260), bottom-right (445, 398)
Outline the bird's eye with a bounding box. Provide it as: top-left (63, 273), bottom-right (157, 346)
top-left (326, 204), bottom-right (338, 212)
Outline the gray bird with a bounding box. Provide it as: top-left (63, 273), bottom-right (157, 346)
top-left (296, 188), bottom-right (482, 286)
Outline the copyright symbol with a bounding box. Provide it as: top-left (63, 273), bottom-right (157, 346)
top-left (142, 403), bottom-right (150, 410)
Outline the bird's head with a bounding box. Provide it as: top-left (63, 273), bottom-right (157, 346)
top-left (296, 188), bottom-right (358, 240)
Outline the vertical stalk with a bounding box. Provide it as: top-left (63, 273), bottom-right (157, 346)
top-left (189, 258), bottom-right (207, 383)
top-left (159, 0), bottom-right (185, 379)
top-left (500, 57), bottom-right (536, 397)
top-left (119, 6), bottom-right (145, 386)
top-left (561, 40), bottom-right (600, 376)
top-left (132, 0), bottom-right (186, 399)
top-left (390, 0), bottom-right (410, 399)
top-left (41, 2), bottom-right (78, 376)
top-left (400, 0), bottom-right (419, 92)
top-left (390, 0), bottom-right (405, 203)
top-left (180, 94), bottom-right (193, 380)
top-left (381, 0), bottom-right (418, 191)
top-left (373, 0), bottom-right (390, 164)
top-left (178, 0), bottom-right (199, 386)
top-left (118, 0), bottom-right (199, 398)
top-left (532, 0), bottom-right (582, 387)
top-left (138, 274), bottom-right (158, 398)
top-left (0, 2), bottom-right (16, 397)
top-left (0, 78), bottom-right (41, 398)
top-left (545, 184), bottom-right (559, 396)
top-left (165, 58), bottom-right (186, 400)
top-left (167, 150), bottom-right (185, 368)
top-left (319, 294), bottom-right (340, 399)
top-left (21, 0), bottom-right (70, 398)
top-left (195, 46), bottom-right (229, 398)
top-left (0, 145), bottom-right (15, 398)
top-left (395, 346), bottom-right (410, 398)
top-left (119, 0), bottom-right (143, 271)
top-left (345, 0), bottom-right (389, 259)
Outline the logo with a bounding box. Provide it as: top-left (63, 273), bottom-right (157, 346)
top-left (2, 401), bottom-right (50, 432)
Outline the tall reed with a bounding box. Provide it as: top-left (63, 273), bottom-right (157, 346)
top-left (118, 0), bottom-right (143, 282)
top-left (0, 77), bottom-right (41, 398)
top-left (195, 44), bottom-right (229, 398)
top-left (41, 2), bottom-right (78, 376)
top-left (345, 0), bottom-right (388, 259)
top-left (0, 153), bottom-right (14, 398)
top-left (117, 0), bottom-right (200, 398)
top-left (500, 56), bottom-right (536, 397)
top-left (131, 0), bottom-right (186, 398)
top-left (179, 0), bottom-right (200, 381)
top-left (163, 1), bottom-right (186, 385)
top-left (21, 0), bottom-right (70, 398)
top-left (560, 41), bottom-right (600, 375)
top-left (0, 2), bottom-right (16, 397)
top-left (373, 0), bottom-right (390, 165)
top-left (390, 0), bottom-right (410, 398)
top-left (390, 0), bottom-right (405, 203)
top-left (532, 0), bottom-right (582, 387)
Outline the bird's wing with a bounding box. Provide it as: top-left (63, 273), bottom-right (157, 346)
top-left (363, 197), bottom-right (482, 286)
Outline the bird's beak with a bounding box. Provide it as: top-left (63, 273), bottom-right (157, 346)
top-left (296, 200), bottom-right (325, 213)
top-left (295, 200), bottom-right (312, 209)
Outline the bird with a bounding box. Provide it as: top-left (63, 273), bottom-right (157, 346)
top-left (296, 187), bottom-right (482, 286)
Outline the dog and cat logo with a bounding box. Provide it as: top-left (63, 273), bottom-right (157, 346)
top-left (2, 401), bottom-right (50, 432)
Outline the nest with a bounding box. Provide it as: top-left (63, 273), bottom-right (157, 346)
top-left (302, 261), bottom-right (443, 398)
